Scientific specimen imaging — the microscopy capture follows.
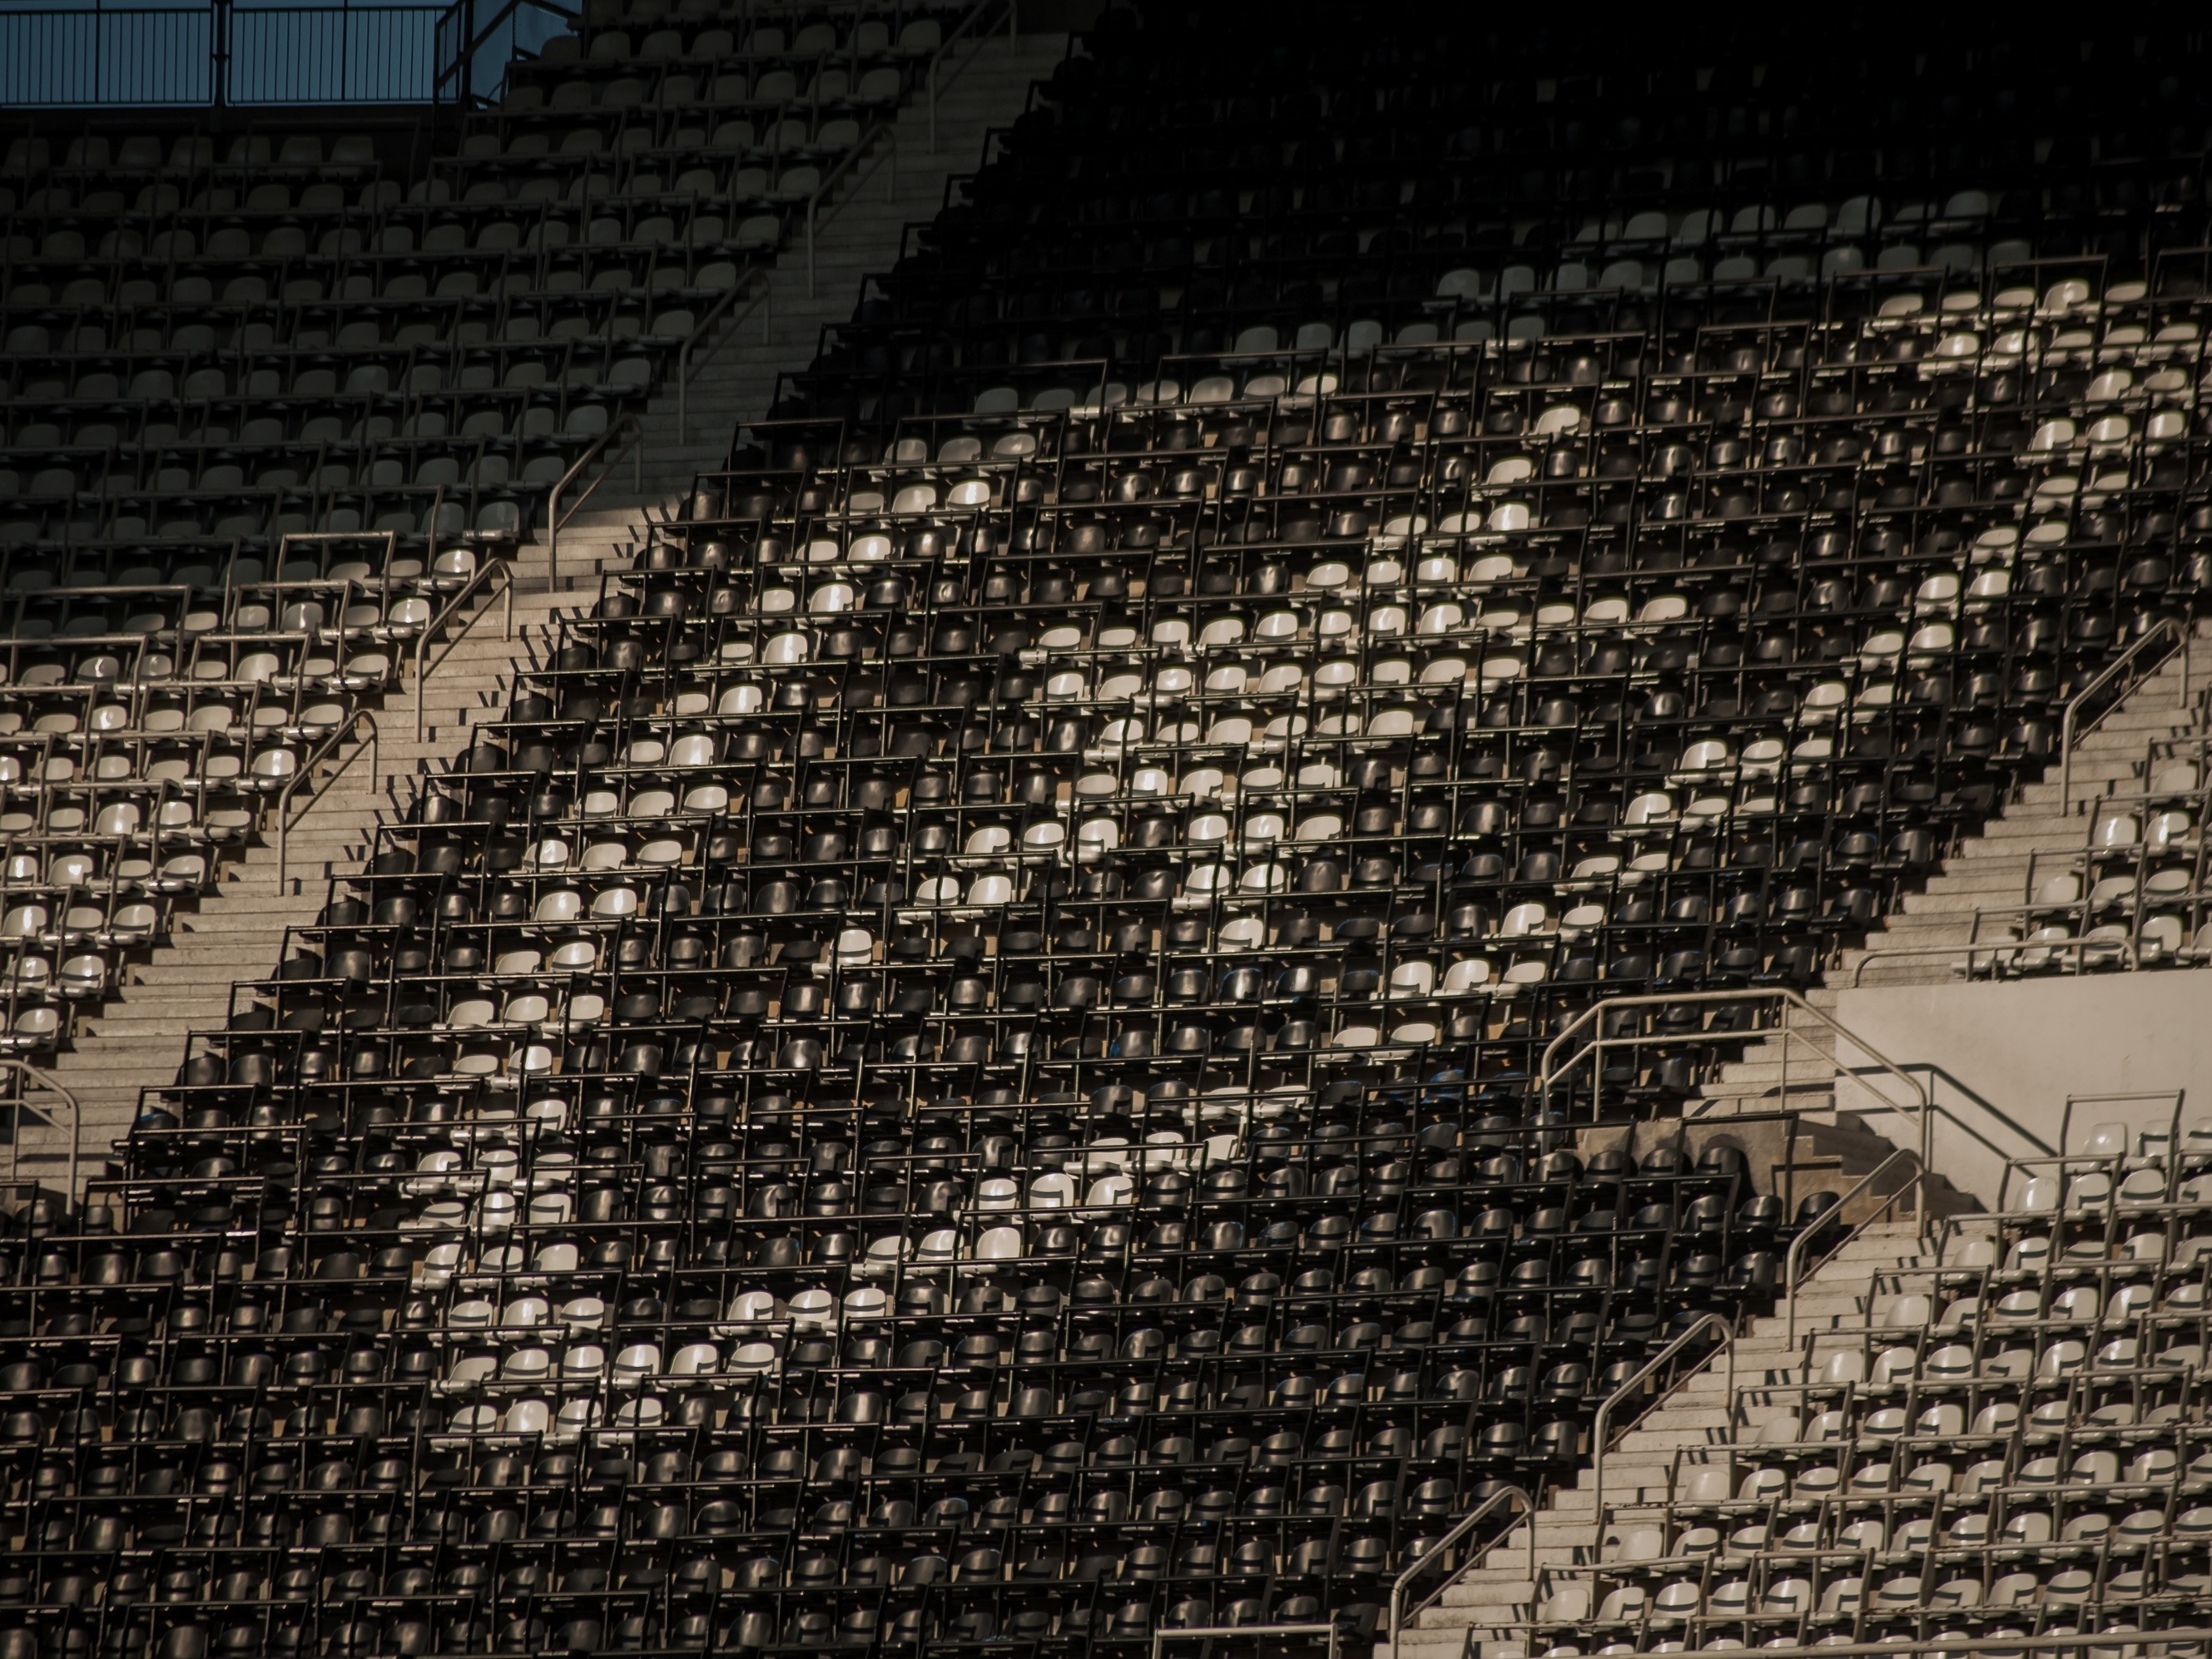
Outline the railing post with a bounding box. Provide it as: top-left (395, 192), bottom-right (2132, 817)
top-left (1589, 1312), bottom-right (1733, 1543)
top-left (0, 1062), bottom-right (82, 1204)
top-left (211, 0), bottom-right (232, 105)
top-left (1384, 1483), bottom-right (1535, 1659)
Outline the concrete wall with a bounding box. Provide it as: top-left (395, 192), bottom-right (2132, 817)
top-left (1831, 969), bottom-right (2212, 1207)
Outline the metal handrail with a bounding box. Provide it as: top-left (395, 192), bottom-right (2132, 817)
top-left (926, 0), bottom-right (1015, 153)
top-left (1782, 1148), bottom-right (1927, 1342)
top-left (0, 1060), bottom-right (81, 1203)
top-left (414, 554), bottom-right (518, 741)
top-left (1154, 1627), bottom-right (1339, 1659)
top-left (434, 0), bottom-right (579, 105)
top-left (806, 121), bottom-right (898, 297)
top-left (2060, 615), bottom-right (2191, 813)
top-left (1492, 1627), bottom-right (2212, 1659)
top-left (1587, 1311), bottom-right (1735, 1540)
top-left (548, 266), bottom-right (786, 587)
top-left (275, 710), bottom-right (379, 891)
top-left (544, 421), bottom-right (622, 593)
top-left (1386, 1482), bottom-right (1535, 1659)
top-left (1536, 987), bottom-right (1934, 1167)
top-left (677, 273), bottom-right (773, 446)
top-left (1847, 932), bottom-right (2140, 985)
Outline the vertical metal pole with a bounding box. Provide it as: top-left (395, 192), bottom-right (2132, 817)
top-left (212, 0), bottom-right (231, 105)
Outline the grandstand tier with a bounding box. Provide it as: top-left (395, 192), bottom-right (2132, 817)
top-left (2, 7), bottom-right (2212, 1659)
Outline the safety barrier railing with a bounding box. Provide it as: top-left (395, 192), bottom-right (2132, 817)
top-left (1, 0), bottom-right (455, 106)
top-left (1782, 1147), bottom-right (1927, 1340)
top-left (275, 710), bottom-right (379, 891)
top-left (1585, 1311), bottom-right (1737, 1542)
top-left (1536, 987), bottom-right (1934, 1168)
top-left (0, 1060), bottom-right (82, 1202)
top-left (2061, 614), bottom-right (2192, 813)
top-left (1384, 1483), bottom-right (1535, 1659)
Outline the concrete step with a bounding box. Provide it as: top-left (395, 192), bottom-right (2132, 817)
top-left (1397, 1224), bottom-right (1952, 1652)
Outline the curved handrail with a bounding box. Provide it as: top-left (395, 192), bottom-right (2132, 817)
top-left (541, 0), bottom-right (1022, 587)
top-left (1386, 1482), bottom-right (1535, 1659)
top-left (1782, 1148), bottom-right (1926, 1342)
top-left (1155, 1626), bottom-right (1338, 1659)
top-left (1509, 1627), bottom-right (2212, 1659)
top-left (1587, 1311), bottom-right (1735, 1541)
top-left (1847, 932), bottom-right (2140, 986)
top-left (552, 266), bottom-right (786, 590)
top-left (1536, 987), bottom-right (1933, 1167)
top-left (804, 119), bottom-right (895, 297)
top-left (677, 271), bottom-right (771, 445)
top-left (275, 710), bottom-right (379, 892)
top-left (2061, 615), bottom-right (2190, 813)
top-left (414, 552), bottom-right (516, 741)
top-left (0, 1059), bottom-right (81, 1203)
top-left (926, 0), bottom-right (1015, 153)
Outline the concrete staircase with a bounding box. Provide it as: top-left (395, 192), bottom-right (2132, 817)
top-left (20, 573), bottom-right (574, 1177)
top-left (1838, 625), bottom-right (2212, 990)
top-left (8, 28), bottom-right (1069, 1191)
top-left (1389, 1218), bottom-right (1978, 1659)
top-left (542, 30), bottom-right (1072, 587)
top-left (1664, 623), bottom-right (2212, 1223)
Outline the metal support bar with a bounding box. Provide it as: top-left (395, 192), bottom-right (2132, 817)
top-left (414, 554), bottom-right (517, 742)
top-left (1154, 1627), bottom-right (1339, 1659)
top-left (1588, 1311), bottom-right (1735, 1539)
top-left (1783, 1148), bottom-right (1927, 1341)
top-left (2061, 614), bottom-right (2190, 813)
top-left (1385, 1483), bottom-right (1535, 1659)
top-left (1537, 987), bottom-right (1934, 1170)
top-left (0, 1061), bottom-right (81, 1205)
top-left (275, 710), bottom-right (379, 893)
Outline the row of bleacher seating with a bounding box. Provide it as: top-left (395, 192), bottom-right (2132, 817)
top-left (9, 6), bottom-right (2212, 1659)
top-left (0, 0), bottom-right (980, 1087)
top-left (1533, 1111), bottom-right (2212, 1654)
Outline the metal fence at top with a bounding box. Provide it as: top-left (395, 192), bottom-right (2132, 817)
top-left (0, 0), bottom-right (576, 106)
top-left (230, 0), bottom-right (444, 102)
top-left (0, 2), bottom-right (216, 105)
